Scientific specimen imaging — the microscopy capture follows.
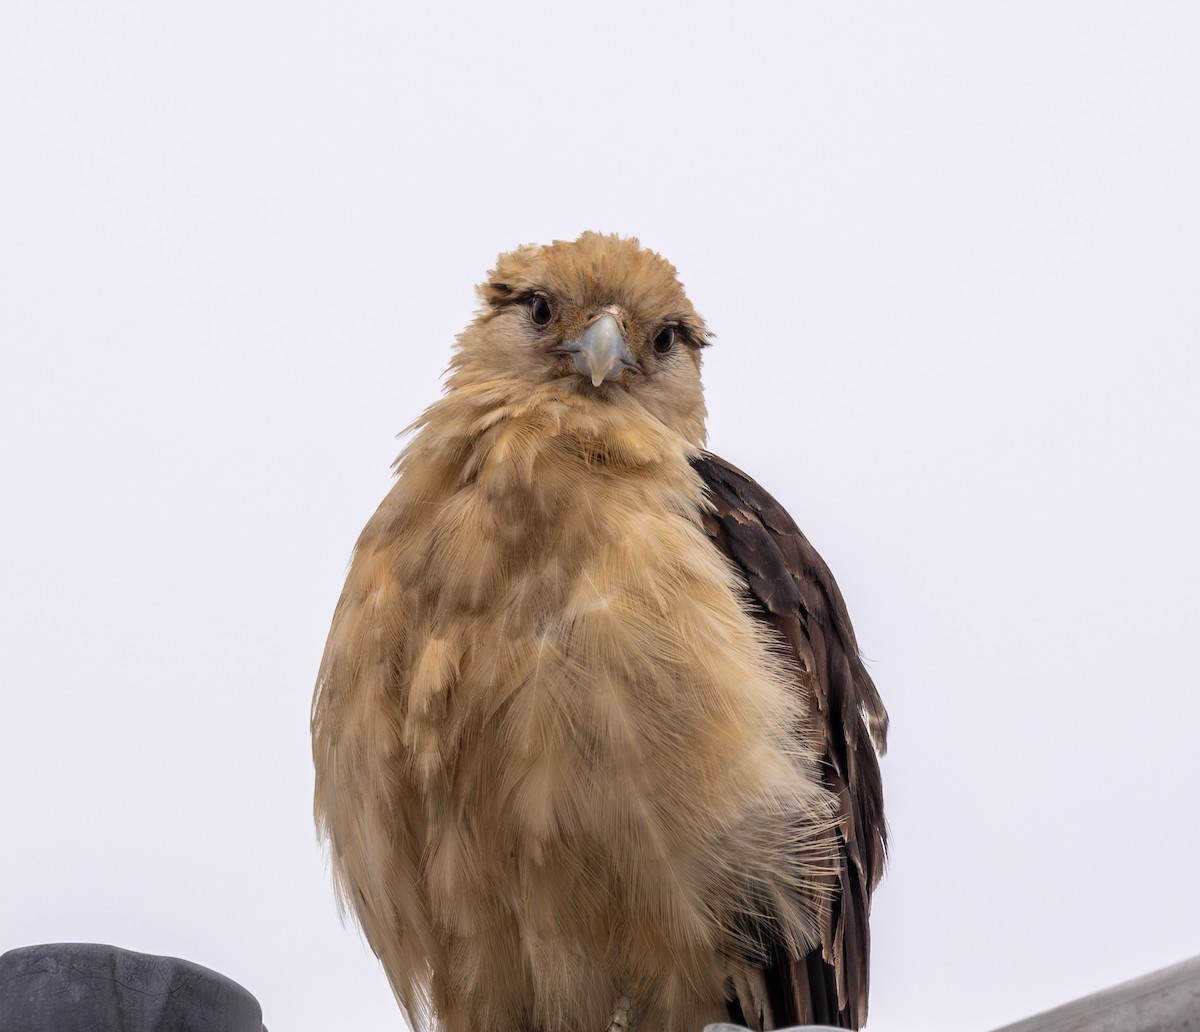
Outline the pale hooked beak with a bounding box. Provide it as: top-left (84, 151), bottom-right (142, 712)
top-left (563, 314), bottom-right (638, 387)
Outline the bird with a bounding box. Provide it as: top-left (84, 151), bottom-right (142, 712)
top-left (311, 232), bottom-right (887, 1032)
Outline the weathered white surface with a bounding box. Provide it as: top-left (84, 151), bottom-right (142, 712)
top-left (988, 954), bottom-right (1200, 1032)
top-left (704, 1025), bottom-right (843, 1032)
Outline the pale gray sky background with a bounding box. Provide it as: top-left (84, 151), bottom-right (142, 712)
top-left (2, 3), bottom-right (1198, 1030)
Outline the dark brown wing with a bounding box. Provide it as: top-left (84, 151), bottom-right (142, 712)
top-left (691, 451), bottom-right (888, 1030)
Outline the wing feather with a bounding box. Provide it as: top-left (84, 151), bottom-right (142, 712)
top-left (691, 451), bottom-right (887, 1030)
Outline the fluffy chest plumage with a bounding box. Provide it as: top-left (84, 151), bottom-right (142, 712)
top-left (405, 433), bottom-right (759, 856)
top-left (406, 433), bottom-right (793, 994)
top-left (316, 397), bottom-right (831, 1032)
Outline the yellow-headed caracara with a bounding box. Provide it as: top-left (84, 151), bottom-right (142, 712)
top-left (312, 233), bottom-right (887, 1032)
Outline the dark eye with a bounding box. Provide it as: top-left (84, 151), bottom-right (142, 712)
top-left (529, 296), bottom-right (553, 326)
top-left (653, 325), bottom-right (676, 354)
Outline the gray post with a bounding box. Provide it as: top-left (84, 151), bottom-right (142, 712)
top-left (0, 943), bottom-right (266, 1032)
top-left (988, 954), bottom-right (1200, 1032)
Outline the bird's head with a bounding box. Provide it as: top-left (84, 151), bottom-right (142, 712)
top-left (449, 232), bottom-right (712, 446)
